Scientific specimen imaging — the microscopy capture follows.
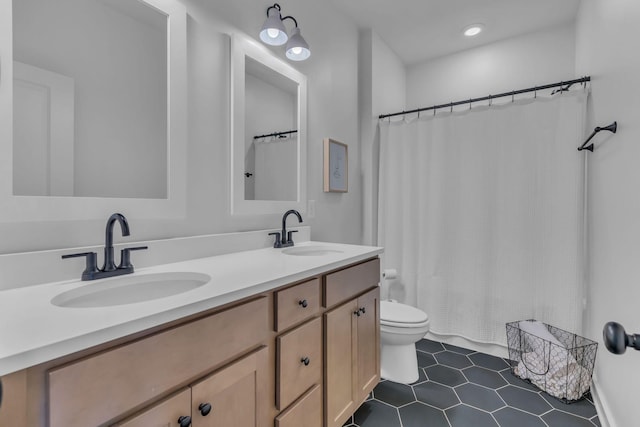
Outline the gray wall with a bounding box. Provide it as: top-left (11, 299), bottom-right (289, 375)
top-left (576, 1), bottom-right (640, 425)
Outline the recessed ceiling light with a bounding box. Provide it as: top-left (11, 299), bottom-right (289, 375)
top-left (463, 24), bottom-right (484, 37)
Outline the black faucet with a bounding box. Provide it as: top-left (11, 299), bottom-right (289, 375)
top-left (62, 213), bottom-right (147, 281)
top-left (269, 209), bottom-right (303, 248)
top-left (103, 213), bottom-right (130, 272)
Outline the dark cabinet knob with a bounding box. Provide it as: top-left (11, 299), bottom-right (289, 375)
top-left (360, 307), bottom-right (366, 314)
top-left (301, 357), bottom-right (310, 366)
top-left (354, 310), bottom-right (361, 317)
top-left (299, 299), bottom-right (308, 308)
top-left (178, 415), bottom-right (192, 427)
top-left (199, 402), bottom-right (212, 416)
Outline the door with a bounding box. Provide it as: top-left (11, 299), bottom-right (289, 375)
top-left (324, 298), bottom-right (358, 427)
top-left (356, 287), bottom-right (380, 402)
top-left (112, 388), bottom-right (191, 427)
top-left (191, 346), bottom-right (268, 427)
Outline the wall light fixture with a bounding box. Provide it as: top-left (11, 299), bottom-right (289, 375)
top-left (259, 3), bottom-right (310, 61)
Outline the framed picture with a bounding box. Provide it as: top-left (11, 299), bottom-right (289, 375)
top-left (323, 138), bottom-right (348, 192)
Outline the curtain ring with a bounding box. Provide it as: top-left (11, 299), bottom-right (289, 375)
top-left (489, 95), bottom-right (493, 106)
top-left (560, 81), bottom-right (564, 95)
top-left (469, 98), bottom-right (472, 110)
top-left (417, 110), bottom-right (421, 119)
top-left (534, 86), bottom-right (537, 98)
top-left (511, 91), bottom-right (515, 103)
top-left (450, 102), bottom-right (453, 113)
top-left (433, 107), bottom-right (436, 116)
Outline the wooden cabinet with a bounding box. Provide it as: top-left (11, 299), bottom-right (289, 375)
top-left (4, 256), bottom-right (380, 427)
top-left (48, 297), bottom-right (268, 427)
top-left (115, 347), bottom-right (268, 427)
top-left (275, 384), bottom-right (322, 427)
top-left (274, 279), bottom-right (324, 425)
top-left (112, 389), bottom-right (191, 427)
top-left (191, 347), bottom-right (268, 427)
top-left (276, 317), bottom-right (322, 410)
top-left (355, 288), bottom-right (380, 400)
top-left (325, 287), bottom-right (380, 427)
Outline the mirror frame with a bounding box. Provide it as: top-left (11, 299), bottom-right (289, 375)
top-left (0, 0), bottom-right (187, 222)
top-left (230, 35), bottom-right (307, 215)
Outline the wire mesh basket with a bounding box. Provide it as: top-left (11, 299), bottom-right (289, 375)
top-left (506, 320), bottom-right (598, 403)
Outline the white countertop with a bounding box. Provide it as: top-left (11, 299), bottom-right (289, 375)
top-left (0, 241), bottom-right (382, 376)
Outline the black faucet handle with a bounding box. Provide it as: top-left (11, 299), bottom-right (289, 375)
top-left (119, 246), bottom-right (148, 269)
top-left (62, 252), bottom-right (99, 280)
top-left (286, 230), bottom-right (298, 244)
top-left (269, 232), bottom-right (282, 248)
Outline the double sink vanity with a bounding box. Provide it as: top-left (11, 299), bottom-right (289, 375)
top-left (0, 232), bottom-right (383, 427)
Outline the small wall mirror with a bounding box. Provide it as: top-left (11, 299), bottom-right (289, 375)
top-left (0, 0), bottom-right (187, 221)
top-left (231, 35), bottom-right (307, 215)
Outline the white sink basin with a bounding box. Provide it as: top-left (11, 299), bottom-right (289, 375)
top-left (282, 245), bottom-right (344, 256)
top-left (51, 272), bottom-right (211, 308)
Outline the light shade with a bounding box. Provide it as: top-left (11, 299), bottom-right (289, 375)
top-left (285, 27), bottom-right (310, 61)
top-left (260, 7), bottom-right (288, 46)
top-left (463, 24), bottom-right (484, 37)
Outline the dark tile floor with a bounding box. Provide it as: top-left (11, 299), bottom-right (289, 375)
top-left (344, 339), bottom-right (600, 427)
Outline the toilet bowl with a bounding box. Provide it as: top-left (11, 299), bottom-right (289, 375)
top-left (380, 300), bottom-right (430, 384)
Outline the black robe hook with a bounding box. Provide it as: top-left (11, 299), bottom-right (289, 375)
top-left (578, 121), bottom-right (617, 152)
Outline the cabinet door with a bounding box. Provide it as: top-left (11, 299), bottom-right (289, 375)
top-left (324, 299), bottom-right (358, 427)
top-left (191, 346), bottom-right (268, 427)
top-left (356, 287), bottom-right (380, 403)
top-left (112, 388), bottom-right (191, 427)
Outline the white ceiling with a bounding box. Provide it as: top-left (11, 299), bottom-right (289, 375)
top-left (330, 0), bottom-right (581, 65)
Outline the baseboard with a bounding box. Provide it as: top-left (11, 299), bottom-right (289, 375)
top-left (425, 331), bottom-right (508, 359)
top-left (591, 376), bottom-right (615, 427)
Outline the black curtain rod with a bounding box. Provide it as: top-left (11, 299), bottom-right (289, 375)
top-left (378, 76), bottom-right (591, 120)
top-left (253, 129), bottom-right (298, 140)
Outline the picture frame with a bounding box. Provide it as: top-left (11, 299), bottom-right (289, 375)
top-left (323, 138), bottom-right (348, 192)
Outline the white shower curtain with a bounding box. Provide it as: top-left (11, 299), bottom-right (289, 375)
top-left (377, 91), bottom-right (588, 345)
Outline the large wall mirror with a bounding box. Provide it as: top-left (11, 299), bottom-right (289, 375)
top-left (0, 0), bottom-right (187, 221)
top-left (231, 35), bottom-right (307, 215)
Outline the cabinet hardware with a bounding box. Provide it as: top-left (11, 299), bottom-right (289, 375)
top-left (298, 299), bottom-right (308, 308)
top-left (360, 307), bottom-right (366, 314)
top-left (178, 415), bottom-right (192, 427)
top-left (354, 310), bottom-right (361, 317)
top-left (301, 357), bottom-right (310, 366)
top-left (199, 402), bottom-right (212, 416)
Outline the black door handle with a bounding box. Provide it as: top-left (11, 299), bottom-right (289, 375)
top-left (603, 322), bottom-right (640, 354)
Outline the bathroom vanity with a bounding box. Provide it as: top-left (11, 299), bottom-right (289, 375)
top-left (0, 241), bottom-right (382, 427)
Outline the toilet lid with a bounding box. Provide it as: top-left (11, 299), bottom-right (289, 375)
top-left (380, 301), bottom-right (428, 324)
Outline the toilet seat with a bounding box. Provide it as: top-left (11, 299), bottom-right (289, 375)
top-left (380, 301), bottom-right (429, 327)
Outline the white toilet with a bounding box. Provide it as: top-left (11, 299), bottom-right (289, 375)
top-left (380, 300), bottom-right (430, 384)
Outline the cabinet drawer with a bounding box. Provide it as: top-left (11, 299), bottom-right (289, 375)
top-left (275, 384), bottom-right (322, 427)
top-left (275, 278), bottom-right (320, 332)
top-left (112, 388), bottom-right (191, 427)
top-left (277, 317), bottom-right (322, 410)
top-left (48, 297), bottom-right (268, 427)
top-left (324, 258), bottom-right (380, 308)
